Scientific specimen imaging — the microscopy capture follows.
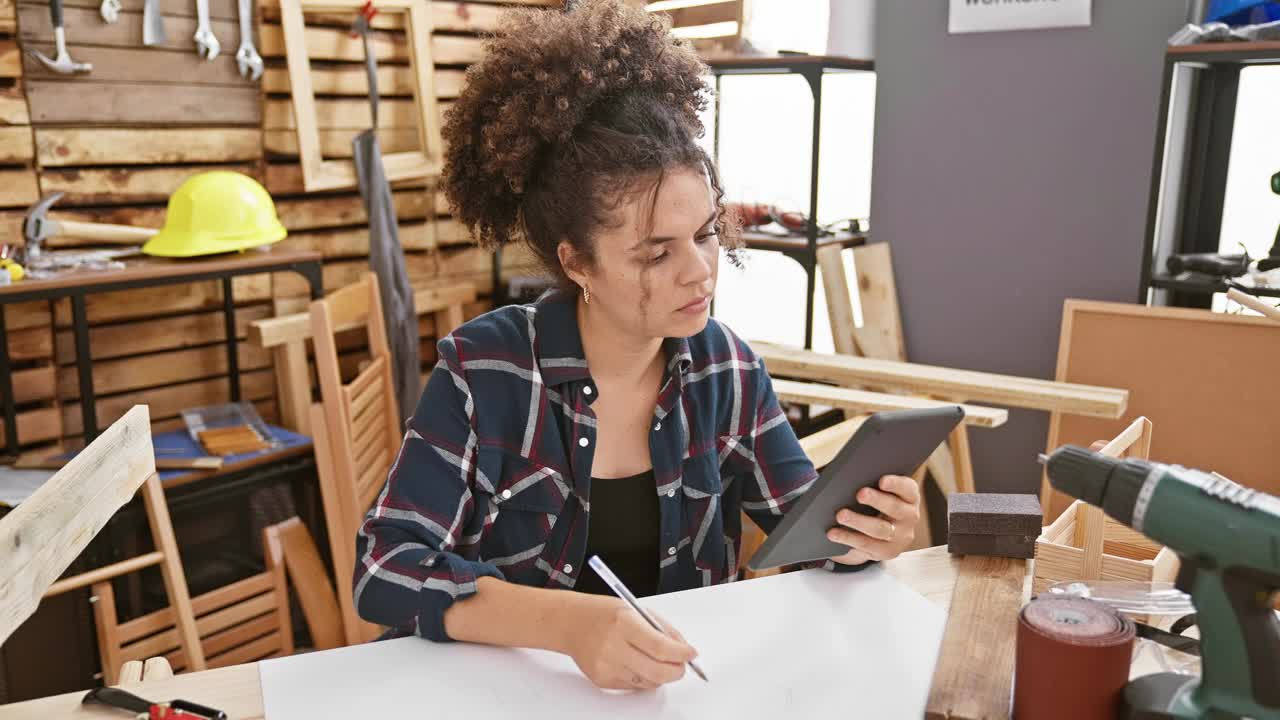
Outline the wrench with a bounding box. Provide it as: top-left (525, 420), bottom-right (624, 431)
top-left (99, 0), bottom-right (120, 23)
top-left (235, 0), bottom-right (263, 81)
top-left (193, 0), bottom-right (220, 60)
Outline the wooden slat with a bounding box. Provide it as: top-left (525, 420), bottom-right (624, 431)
top-left (344, 355), bottom-right (384, 405)
top-left (261, 0), bottom-right (507, 33)
top-left (261, 65), bottom-right (464, 97)
top-left (60, 369), bottom-right (275, 436)
top-left (263, 96), bottom-right (420, 130)
top-left (259, 24), bottom-right (483, 64)
top-left (4, 366), bottom-right (56, 405)
top-left (137, 587), bottom-right (277, 662)
top-left (798, 416), bottom-right (868, 469)
top-left (57, 343), bottom-right (271, 399)
top-left (39, 164), bottom-right (259, 205)
top-left (117, 568), bottom-right (275, 643)
top-left (266, 517), bottom-right (344, 650)
top-left (771, 379), bottom-right (1008, 428)
top-left (349, 380), bottom-right (382, 429)
top-left (43, 551), bottom-right (163, 597)
top-left (206, 630), bottom-right (282, 669)
top-left (925, 556), bottom-right (1027, 720)
top-left (356, 447), bottom-right (390, 495)
top-left (22, 44), bottom-right (249, 85)
top-left (0, 83), bottom-right (28, 124)
top-left (264, 161), bottom-right (445, 194)
top-left (652, 0), bottom-right (738, 27)
top-left (7, 325), bottom-right (54, 363)
top-left (351, 395), bottom-right (385, 450)
top-left (275, 190), bottom-right (433, 231)
top-left (0, 0), bottom-right (15, 31)
top-left (25, 81), bottom-right (260, 125)
top-left (0, 406), bottom-right (152, 646)
top-left (54, 306), bottom-right (269, 364)
top-left (352, 425), bottom-right (385, 470)
top-left (204, 613), bottom-right (279, 660)
top-left (58, 0), bottom-right (238, 20)
top-left (0, 126), bottom-right (32, 162)
top-left (36, 128), bottom-right (262, 166)
top-left (850, 241), bottom-right (907, 361)
top-left (263, 127), bottom-right (420, 157)
top-left (0, 406), bottom-right (64, 446)
top-left (755, 342), bottom-right (1129, 418)
top-left (0, 168), bottom-right (38, 207)
top-left (0, 39), bottom-right (19, 78)
top-left (51, 275), bottom-right (272, 326)
top-left (18, 4), bottom-right (238, 52)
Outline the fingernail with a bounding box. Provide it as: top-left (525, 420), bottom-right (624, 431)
top-left (827, 530), bottom-right (838, 541)
top-left (859, 489), bottom-right (871, 501)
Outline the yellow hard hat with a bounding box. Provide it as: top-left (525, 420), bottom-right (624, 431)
top-left (143, 171), bottom-right (287, 258)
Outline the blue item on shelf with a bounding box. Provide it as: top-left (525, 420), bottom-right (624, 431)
top-left (1205, 0), bottom-right (1280, 25)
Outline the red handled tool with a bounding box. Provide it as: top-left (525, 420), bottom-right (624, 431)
top-left (82, 687), bottom-right (227, 720)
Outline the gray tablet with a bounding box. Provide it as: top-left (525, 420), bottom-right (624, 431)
top-left (747, 406), bottom-right (965, 571)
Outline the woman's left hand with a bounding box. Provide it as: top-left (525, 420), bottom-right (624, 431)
top-left (827, 474), bottom-right (921, 566)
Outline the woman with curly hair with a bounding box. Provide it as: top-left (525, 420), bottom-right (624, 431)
top-left (353, 0), bottom-right (922, 691)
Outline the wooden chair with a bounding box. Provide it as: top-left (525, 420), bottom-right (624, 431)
top-left (310, 273), bottom-right (403, 645)
top-left (263, 516), bottom-right (344, 651)
top-left (90, 517), bottom-right (295, 685)
top-left (0, 406), bottom-right (205, 678)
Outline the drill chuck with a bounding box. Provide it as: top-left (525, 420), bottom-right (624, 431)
top-left (1045, 446), bottom-right (1148, 529)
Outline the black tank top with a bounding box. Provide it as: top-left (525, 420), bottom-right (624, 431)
top-left (574, 470), bottom-right (661, 598)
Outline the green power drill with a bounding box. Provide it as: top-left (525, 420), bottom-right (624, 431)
top-left (1044, 446), bottom-right (1280, 720)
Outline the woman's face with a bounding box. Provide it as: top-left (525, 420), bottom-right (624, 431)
top-left (561, 166), bottom-right (720, 341)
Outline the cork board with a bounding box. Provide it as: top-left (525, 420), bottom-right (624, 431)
top-left (1041, 300), bottom-right (1280, 522)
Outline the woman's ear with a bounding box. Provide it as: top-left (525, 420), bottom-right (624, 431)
top-left (557, 240), bottom-right (588, 289)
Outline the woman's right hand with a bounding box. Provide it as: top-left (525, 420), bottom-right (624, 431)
top-left (564, 595), bottom-right (699, 690)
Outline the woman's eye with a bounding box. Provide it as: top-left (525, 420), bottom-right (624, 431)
top-left (696, 232), bottom-right (718, 244)
top-left (648, 251), bottom-right (669, 265)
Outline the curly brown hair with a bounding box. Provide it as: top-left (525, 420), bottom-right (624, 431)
top-left (441, 0), bottom-right (739, 287)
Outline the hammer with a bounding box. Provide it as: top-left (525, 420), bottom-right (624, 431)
top-left (24, 193), bottom-right (157, 260)
top-left (28, 0), bottom-right (93, 74)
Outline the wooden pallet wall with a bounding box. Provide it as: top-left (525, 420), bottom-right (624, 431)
top-left (0, 0), bottom-right (550, 454)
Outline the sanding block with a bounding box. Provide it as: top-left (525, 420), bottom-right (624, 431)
top-left (947, 493), bottom-right (1042, 559)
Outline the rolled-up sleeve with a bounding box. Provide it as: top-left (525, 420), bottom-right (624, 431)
top-left (739, 352), bottom-right (876, 574)
top-left (352, 335), bottom-right (504, 641)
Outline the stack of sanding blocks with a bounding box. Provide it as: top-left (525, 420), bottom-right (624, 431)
top-left (947, 493), bottom-right (1043, 559)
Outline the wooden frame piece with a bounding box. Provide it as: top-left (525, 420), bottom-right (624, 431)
top-left (264, 517), bottom-right (344, 651)
top-left (771, 379), bottom-right (1008, 428)
top-left (280, 0), bottom-right (443, 191)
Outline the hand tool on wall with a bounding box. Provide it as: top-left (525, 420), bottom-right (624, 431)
top-left (99, 0), bottom-right (120, 23)
top-left (143, 0), bottom-right (168, 45)
top-left (28, 0), bottom-right (93, 74)
top-left (235, 0), bottom-right (263, 80)
top-left (23, 193), bottom-right (158, 261)
top-left (194, 0), bottom-right (220, 60)
top-left (1043, 446), bottom-right (1280, 720)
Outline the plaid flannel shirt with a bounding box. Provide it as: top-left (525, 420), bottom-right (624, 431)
top-left (353, 289), bottom-right (870, 641)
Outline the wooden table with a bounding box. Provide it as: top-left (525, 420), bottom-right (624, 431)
top-left (0, 249), bottom-right (323, 457)
top-left (0, 546), bottom-right (963, 719)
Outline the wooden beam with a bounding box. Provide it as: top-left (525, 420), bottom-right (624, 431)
top-left (926, 556), bottom-right (1027, 720)
top-left (798, 415), bottom-right (867, 470)
top-left (274, 190), bottom-right (434, 231)
top-left (57, 0), bottom-right (238, 20)
top-left (36, 128), bottom-right (261, 167)
top-left (263, 97), bottom-right (420, 130)
top-left (815, 244), bottom-right (857, 356)
top-left (57, 343), bottom-right (272, 399)
top-left (0, 168), bottom-right (38, 207)
top-left (18, 4), bottom-right (238, 51)
top-left (258, 24), bottom-right (483, 64)
top-left (263, 127), bottom-right (421, 158)
top-left (261, 66), bottom-right (465, 98)
top-left (0, 405), bottom-right (64, 446)
top-left (0, 82), bottom-right (29, 124)
top-left (0, 406), bottom-right (153, 646)
top-left (22, 45), bottom-right (248, 85)
top-left (850, 242), bottom-right (907, 362)
top-left (755, 342), bottom-right (1128, 418)
top-left (772, 379), bottom-right (1008, 428)
top-left (25, 81), bottom-right (260, 125)
top-left (0, 39), bottom-right (20, 78)
top-left (264, 162), bottom-right (445, 195)
top-left (277, 223), bottom-right (436, 257)
top-left (261, 0), bottom-right (509, 32)
top-left (60, 370), bottom-right (275, 437)
top-left (0, 132), bottom-right (29, 177)
top-left (39, 165), bottom-right (259, 205)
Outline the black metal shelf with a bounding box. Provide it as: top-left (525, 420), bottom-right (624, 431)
top-left (707, 55), bottom-right (875, 349)
top-left (1149, 273), bottom-right (1280, 299)
top-left (1166, 40), bottom-right (1280, 65)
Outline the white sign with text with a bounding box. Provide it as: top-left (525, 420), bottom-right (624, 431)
top-left (949, 0), bottom-right (1092, 34)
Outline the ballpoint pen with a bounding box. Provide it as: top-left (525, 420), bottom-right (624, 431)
top-left (587, 554), bottom-right (709, 682)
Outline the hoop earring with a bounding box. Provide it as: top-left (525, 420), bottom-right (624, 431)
top-left (583, 286), bottom-right (591, 304)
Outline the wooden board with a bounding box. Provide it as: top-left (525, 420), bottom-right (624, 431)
top-left (1042, 300), bottom-right (1280, 521)
top-left (40, 164), bottom-right (259, 204)
top-left (261, 0), bottom-right (508, 33)
top-left (259, 24), bottom-right (483, 64)
top-left (263, 127), bottom-right (420, 157)
top-left (264, 162), bottom-right (444, 194)
top-left (1, 365), bottom-right (56, 404)
top-left (49, 276), bottom-right (273, 326)
top-left (277, 223), bottom-right (435, 257)
top-left (0, 167), bottom-right (38, 207)
top-left (0, 405), bottom-right (65, 446)
top-left (25, 81), bottom-right (260, 125)
top-left (274, 190), bottom-right (434, 231)
top-left (57, 342), bottom-right (271, 398)
top-left (771, 379), bottom-right (1008, 428)
top-left (0, 39), bottom-right (19, 78)
top-left (57, 0), bottom-right (238, 20)
top-left (0, 82), bottom-right (30, 124)
top-left (0, 125), bottom-right (33, 163)
top-left (54, 306), bottom-right (271, 364)
top-left (22, 45), bottom-right (250, 86)
top-left (263, 97), bottom-right (421, 130)
top-left (60, 368), bottom-right (275, 436)
top-left (18, 5), bottom-right (238, 53)
top-left (36, 128), bottom-right (262, 166)
top-left (925, 555), bottom-right (1027, 720)
top-left (261, 65), bottom-right (465, 97)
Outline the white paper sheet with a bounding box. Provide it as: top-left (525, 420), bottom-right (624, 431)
top-left (260, 565), bottom-right (946, 719)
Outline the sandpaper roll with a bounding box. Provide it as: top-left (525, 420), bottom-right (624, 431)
top-left (1014, 596), bottom-right (1135, 720)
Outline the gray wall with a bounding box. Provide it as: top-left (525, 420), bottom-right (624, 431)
top-left (869, 1), bottom-right (1189, 494)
